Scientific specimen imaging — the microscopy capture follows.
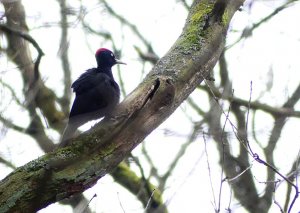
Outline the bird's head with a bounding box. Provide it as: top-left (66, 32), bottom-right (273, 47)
top-left (95, 48), bottom-right (126, 68)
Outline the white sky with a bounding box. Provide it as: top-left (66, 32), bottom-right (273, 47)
top-left (1, 0), bottom-right (300, 212)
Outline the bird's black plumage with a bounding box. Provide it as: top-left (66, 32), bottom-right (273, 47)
top-left (59, 48), bottom-right (125, 147)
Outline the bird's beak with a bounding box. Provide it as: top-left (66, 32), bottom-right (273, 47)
top-left (115, 59), bottom-right (126, 65)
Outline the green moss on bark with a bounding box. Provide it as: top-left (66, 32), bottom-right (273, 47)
top-left (176, 1), bottom-right (215, 52)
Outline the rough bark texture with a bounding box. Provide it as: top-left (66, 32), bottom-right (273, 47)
top-left (0, 0), bottom-right (244, 212)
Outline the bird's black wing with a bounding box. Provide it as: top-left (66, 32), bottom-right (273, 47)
top-left (71, 68), bottom-right (104, 95)
top-left (69, 68), bottom-right (113, 119)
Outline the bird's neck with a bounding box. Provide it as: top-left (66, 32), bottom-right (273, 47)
top-left (98, 66), bottom-right (114, 80)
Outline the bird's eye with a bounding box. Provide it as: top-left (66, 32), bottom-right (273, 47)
top-left (111, 53), bottom-right (114, 58)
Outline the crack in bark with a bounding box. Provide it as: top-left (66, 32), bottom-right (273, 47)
top-left (148, 78), bottom-right (161, 101)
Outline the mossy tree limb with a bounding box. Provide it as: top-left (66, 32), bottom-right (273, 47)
top-left (0, 0), bottom-right (244, 212)
top-left (111, 162), bottom-right (166, 213)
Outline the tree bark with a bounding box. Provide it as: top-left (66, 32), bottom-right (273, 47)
top-left (0, 0), bottom-right (244, 212)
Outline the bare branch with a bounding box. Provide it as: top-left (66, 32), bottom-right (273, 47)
top-left (2, 1), bottom-right (65, 133)
top-left (0, 114), bottom-right (25, 133)
top-left (186, 97), bottom-right (206, 116)
top-left (134, 45), bottom-right (159, 65)
top-left (226, 0), bottom-right (300, 49)
top-left (0, 79), bottom-right (23, 107)
top-left (100, 0), bottom-right (153, 51)
top-left (198, 85), bottom-right (300, 118)
top-left (159, 122), bottom-right (202, 190)
top-left (177, 0), bottom-right (191, 10)
top-left (0, 24), bottom-right (44, 57)
top-left (57, 0), bottom-right (72, 115)
top-left (0, 156), bottom-right (16, 170)
top-left (0, 24), bottom-right (44, 86)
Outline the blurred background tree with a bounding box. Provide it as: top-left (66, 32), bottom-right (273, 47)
top-left (0, 0), bottom-right (300, 212)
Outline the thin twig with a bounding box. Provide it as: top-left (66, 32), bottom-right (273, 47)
top-left (273, 181), bottom-right (284, 213)
top-left (203, 72), bottom-right (300, 212)
top-left (0, 156), bottom-right (16, 170)
top-left (141, 143), bottom-right (160, 180)
top-left (81, 193), bottom-right (97, 213)
top-left (100, 0), bottom-right (152, 51)
top-left (245, 81), bottom-right (255, 155)
top-left (178, 0), bottom-right (190, 10)
top-left (117, 192), bottom-right (126, 213)
top-left (226, 0), bottom-right (299, 50)
top-left (225, 187), bottom-right (233, 212)
top-left (0, 114), bottom-right (26, 133)
top-left (144, 189), bottom-right (156, 211)
top-left (0, 79), bottom-right (24, 107)
top-left (164, 150), bottom-right (205, 207)
top-left (217, 97), bottom-right (232, 212)
top-left (226, 164), bottom-right (253, 182)
top-left (130, 154), bottom-right (154, 204)
top-left (187, 97), bottom-right (206, 116)
top-left (203, 133), bottom-right (217, 211)
top-left (159, 122), bottom-right (203, 189)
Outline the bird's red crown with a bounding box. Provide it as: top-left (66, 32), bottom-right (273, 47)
top-left (96, 48), bottom-right (111, 56)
